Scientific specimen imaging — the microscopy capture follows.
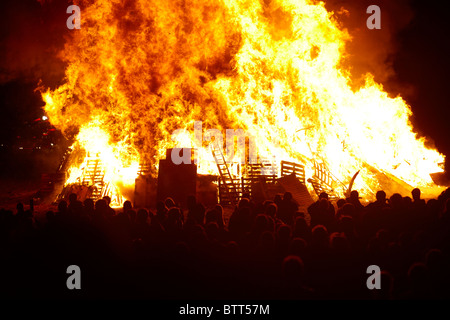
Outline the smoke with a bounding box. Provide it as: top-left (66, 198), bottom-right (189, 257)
top-left (1, 0), bottom-right (415, 87)
top-left (324, 0), bottom-right (414, 92)
top-left (0, 0), bottom-right (415, 90)
top-left (0, 0), bottom-right (67, 86)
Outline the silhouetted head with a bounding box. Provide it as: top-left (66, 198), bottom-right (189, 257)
top-left (123, 200), bottom-right (132, 213)
top-left (330, 232), bottom-right (349, 253)
top-left (205, 222), bottom-right (219, 241)
top-left (156, 201), bottom-right (167, 215)
top-left (238, 197), bottom-right (250, 209)
top-left (253, 214), bottom-right (269, 234)
top-left (411, 188), bottom-right (421, 201)
top-left (341, 203), bottom-right (356, 217)
top-left (375, 271), bottom-right (394, 300)
top-left (71, 200), bottom-right (83, 214)
top-left (128, 209), bottom-right (136, 222)
top-left (311, 225), bottom-right (329, 248)
top-left (274, 194), bottom-right (282, 204)
top-left (265, 203), bottom-right (277, 218)
top-left (336, 198), bottom-right (346, 208)
top-left (95, 199), bottom-right (108, 212)
top-left (84, 198), bottom-right (94, 211)
top-left (376, 190), bottom-right (386, 202)
top-left (68, 193), bottom-right (77, 204)
top-left (137, 208), bottom-right (148, 223)
top-left (193, 203), bottom-right (205, 225)
top-left (294, 216), bottom-right (308, 229)
top-left (214, 204), bottom-right (223, 215)
top-left (102, 196), bottom-right (111, 206)
top-left (283, 192), bottom-right (293, 201)
top-left (165, 197), bottom-right (175, 208)
top-left (293, 217), bottom-right (310, 239)
top-left (57, 200), bottom-right (67, 213)
top-left (205, 209), bottom-right (218, 225)
top-left (339, 215), bottom-right (355, 234)
top-left (445, 198), bottom-right (450, 214)
top-left (403, 196), bottom-right (412, 206)
top-left (389, 193), bottom-right (403, 208)
top-left (16, 202), bottom-right (24, 212)
top-left (319, 192), bottom-right (329, 200)
top-left (214, 205), bottom-right (224, 228)
top-left (350, 190), bottom-right (359, 200)
top-left (282, 255), bottom-right (305, 286)
top-left (289, 237), bottom-right (307, 257)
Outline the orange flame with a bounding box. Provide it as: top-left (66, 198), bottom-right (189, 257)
top-left (41, 0), bottom-right (444, 202)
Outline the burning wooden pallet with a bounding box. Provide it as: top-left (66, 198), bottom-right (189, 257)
top-left (280, 160), bottom-right (306, 184)
top-left (81, 155), bottom-right (105, 200)
top-left (54, 151), bottom-right (124, 205)
top-left (210, 142), bottom-right (240, 206)
top-left (307, 160), bottom-right (340, 201)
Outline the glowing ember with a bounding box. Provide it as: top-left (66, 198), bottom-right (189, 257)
top-left (41, 0), bottom-right (444, 202)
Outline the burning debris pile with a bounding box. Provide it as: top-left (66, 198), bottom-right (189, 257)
top-left (41, 0), bottom-right (444, 206)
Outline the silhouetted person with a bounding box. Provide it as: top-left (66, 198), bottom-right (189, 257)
top-left (411, 188), bottom-right (426, 207)
top-left (336, 198), bottom-right (346, 209)
top-left (229, 202), bottom-right (252, 241)
top-left (372, 271), bottom-right (394, 300)
top-left (16, 202), bottom-right (25, 220)
top-left (94, 199), bottom-right (108, 222)
top-left (346, 190), bottom-right (364, 224)
top-left (83, 198), bottom-right (95, 218)
top-left (308, 196), bottom-right (336, 231)
top-left (363, 190), bottom-right (389, 239)
top-left (277, 192), bottom-right (298, 226)
top-left (57, 200), bottom-right (68, 216)
top-left (155, 201), bottom-right (168, 228)
top-left (276, 224), bottom-right (292, 260)
top-left (289, 237), bottom-right (308, 258)
top-left (123, 200), bottom-right (132, 214)
top-left (165, 197), bottom-right (176, 209)
top-left (404, 262), bottom-right (432, 299)
top-left (280, 255), bottom-right (313, 298)
top-left (293, 216), bottom-right (312, 243)
top-left (102, 196), bottom-right (116, 218)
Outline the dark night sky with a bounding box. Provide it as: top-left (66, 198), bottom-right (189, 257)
top-left (0, 0), bottom-right (449, 174)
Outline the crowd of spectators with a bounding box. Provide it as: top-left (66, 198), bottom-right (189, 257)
top-left (1, 187), bottom-right (450, 299)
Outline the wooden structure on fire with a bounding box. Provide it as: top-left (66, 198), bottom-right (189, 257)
top-left (81, 155), bottom-right (106, 200)
top-left (211, 140), bottom-right (342, 206)
top-left (54, 152), bottom-right (123, 204)
top-left (211, 142), bottom-right (240, 206)
top-left (307, 160), bottom-right (340, 201)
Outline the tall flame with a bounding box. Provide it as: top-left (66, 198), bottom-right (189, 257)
top-left (42, 0), bottom-right (444, 201)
